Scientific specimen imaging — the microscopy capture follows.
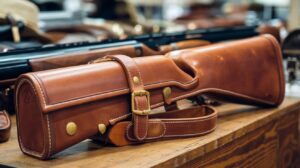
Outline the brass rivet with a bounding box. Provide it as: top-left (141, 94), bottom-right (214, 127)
top-left (98, 124), bottom-right (106, 134)
top-left (66, 122), bottom-right (77, 136)
top-left (163, 87), bottom-right (172, 99)
top-left (133, 76), bottom-right (140, 84)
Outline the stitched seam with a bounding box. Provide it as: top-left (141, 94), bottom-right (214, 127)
top-left (32, 74), bottom-right (47, 107)
top-left (0, 110), bottom-right (10, 129)
top-left (263, 36), bottom-right (284, 104)
top-left (170, 88), bottom-right (275, 106)
top-left (15, 79), bottom-right (47, 158)
top-left (134, 60), bottom-right (144, 86)
top-left (126, 123), bottom-right (133, 141)
top-left (162, 116), bottom-right (216, 123)
top-left (134, 98), bottom-right (148, 140)
top-left (164, 125), bottom-right (217, 138)
top-left (33, 73), bottom-right (54, 157)
top-left (40, 80), bottom-right (193, 108)
top-left (132, 58), bottom-right (148, 139)
top-left (121, 57), bottom-right (140, 138)
top-left (46, 115), bottom-right (52, 158)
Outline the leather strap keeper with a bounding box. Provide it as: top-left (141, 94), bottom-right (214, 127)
top-left (15, 35), bottom-right (285, 159)
top-left (105, 55), bottom-right (151, 141)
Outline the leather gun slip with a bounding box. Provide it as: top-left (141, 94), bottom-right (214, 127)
top-left (15, 35), bottom-right (284, 159)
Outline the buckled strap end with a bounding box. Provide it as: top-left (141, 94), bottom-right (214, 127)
top-left (105, 55), bottom-right (150, 141)
top-left (106, 106), bottom-right (217, 146)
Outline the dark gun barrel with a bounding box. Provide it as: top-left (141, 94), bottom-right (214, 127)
top-left (0, 25), bottom-right (258, 81)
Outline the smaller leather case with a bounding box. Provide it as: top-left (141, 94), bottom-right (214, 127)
top-left (0, 110), bottom-right (10, 142)
top-left (15, 35), bottom-right (284, 159)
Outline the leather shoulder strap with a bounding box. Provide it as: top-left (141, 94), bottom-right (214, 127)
top-left (107, 105), bottom-right (217, 146)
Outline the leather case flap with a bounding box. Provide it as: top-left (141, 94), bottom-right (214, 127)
top-left (19, 55), bottom-right (198, 113)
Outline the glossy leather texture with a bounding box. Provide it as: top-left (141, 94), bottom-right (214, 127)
top-left (15, 35), bottom-right (284, 159)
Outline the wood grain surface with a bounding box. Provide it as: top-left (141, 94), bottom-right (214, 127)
top-left (0, 97), bottom-right (299, 168)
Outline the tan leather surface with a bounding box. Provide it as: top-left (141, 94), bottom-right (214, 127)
top-left (168, 34), bottom-right (284, 106)
top-left (15, 35), bottom-right (285, 159)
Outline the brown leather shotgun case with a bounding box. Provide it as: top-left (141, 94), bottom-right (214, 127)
top-left (15, 35), bottom-right (284, 159)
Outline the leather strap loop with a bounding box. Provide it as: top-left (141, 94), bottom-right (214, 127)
top-left (101, 55), bottom-right (217, 145)
top-left (105, 55), bottom-right (150, 141)
top-left (107, 105), bottom-right (217, 146)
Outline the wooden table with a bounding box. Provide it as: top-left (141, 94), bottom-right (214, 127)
top-left (0, 97), bottom-right (299, 168)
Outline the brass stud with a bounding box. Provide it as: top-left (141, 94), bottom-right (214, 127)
top-left (133, 76), bottom-right (140, 84)
top-left (66, 122), bottom-right (77, 136)
top-left (163, 87), bottom-right (172, 99)
top-left (98, 124), bottom-right (106, 134)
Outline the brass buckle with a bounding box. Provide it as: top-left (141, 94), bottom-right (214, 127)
top-left (131, 90), bottom-right (151, 115)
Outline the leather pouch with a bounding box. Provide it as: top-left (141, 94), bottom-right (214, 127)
top-left (15, 35), bottom-right (285, 159)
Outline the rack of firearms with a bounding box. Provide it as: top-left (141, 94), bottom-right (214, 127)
top-left (0, 25), bottom-right (260, 83)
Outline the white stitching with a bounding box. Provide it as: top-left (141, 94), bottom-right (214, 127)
top-left (126, 122), bottom-right (133, 141)
top-left (162, 115), bottom-right (217, 124)
top-left (134, 97), bottom-right (148, 140)
top-left (164, 125), bottom-right (217, 138)
top-left (46, 115), bottom-right (52, 157)
top-left (170, 88), bottom-right (275, 106)
top-left (131, 57), bottom-right (148, 139)
top-left (262, 35), bottom-right (284, 105)
top-left (32, 74), bottom-right (47, 107)
top-left (134, 60), bottom-right (144, 86)
top-left (15, 79), bottom-right (48, 158)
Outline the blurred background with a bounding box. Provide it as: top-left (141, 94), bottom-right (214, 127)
top-left (10, 0), bottom-right (295, 42)
top-left (1, 0), bottom-right (300, 87)
top-left (2, 0), bottom-right (300, 113)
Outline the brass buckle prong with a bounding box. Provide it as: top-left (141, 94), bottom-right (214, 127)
top-left (131, 90), bottom-right (151, 115)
